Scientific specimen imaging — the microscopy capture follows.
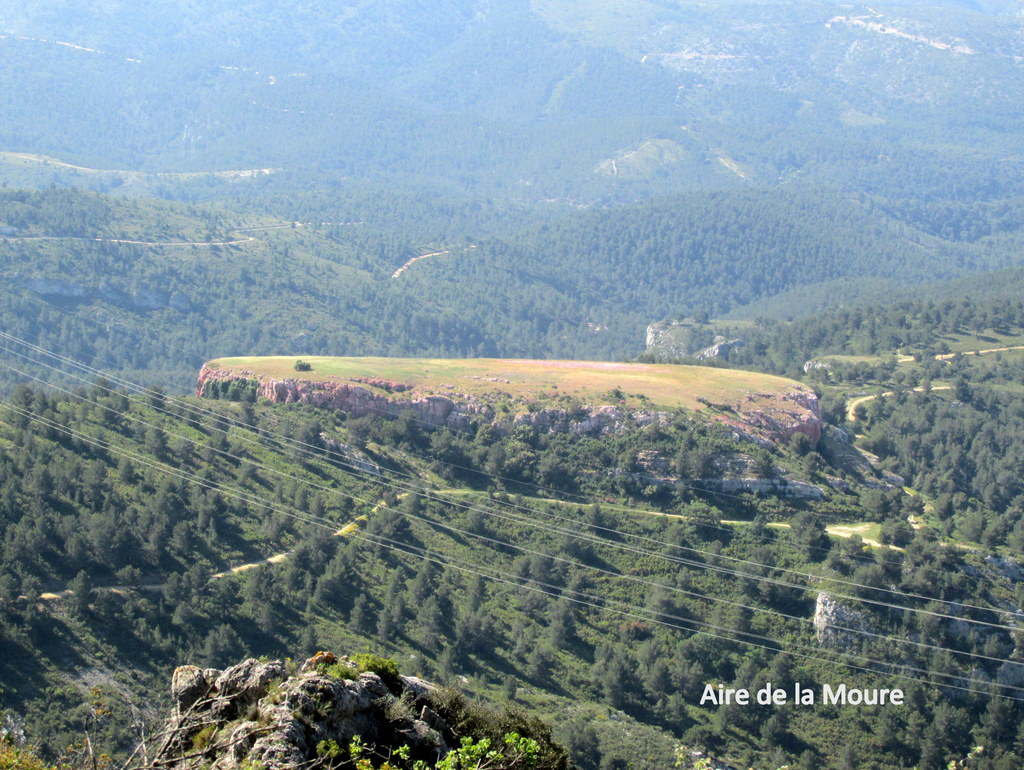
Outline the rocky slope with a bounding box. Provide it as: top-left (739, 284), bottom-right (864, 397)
top-left (153, 652), bottom-right (570, 770)
top-left (813, 593), bottom-right (870, 650)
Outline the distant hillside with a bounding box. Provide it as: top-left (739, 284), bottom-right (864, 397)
top-left (0, 0), bottom-right (1022, 199)
top-left (5, 187), bottom-right (1024, 395)
top-left (645, 290), bottom-right (1024, 375)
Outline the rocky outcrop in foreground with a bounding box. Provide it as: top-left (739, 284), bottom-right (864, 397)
top-left (152, 652), bottom-right (570, 770)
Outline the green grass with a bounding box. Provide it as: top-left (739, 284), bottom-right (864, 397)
top-left (895, 328), bottom-right (1024, 358)
top-left (827, 522), bottom-right (883, 543)
top-left (818, 354), bottom-right (894, 364)
top-left (207, 355), bottom-right (805, 412)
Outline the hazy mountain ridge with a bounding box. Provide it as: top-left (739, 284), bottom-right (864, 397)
top-left (1, 0), bottom-right (1021, 198)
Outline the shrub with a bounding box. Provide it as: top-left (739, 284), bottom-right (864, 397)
top-left (428, 687), bottom-right (571, 770)
top-left (323, 662), bottom-right (358, 681)
top-left (192, 724), bottom-right (218, 750)
top-left (0, 744), bottom-right (52, 770)
top-left (353, 653), bottom-right (401, 692)
top-left (294, 360), bottom-right (312, 371)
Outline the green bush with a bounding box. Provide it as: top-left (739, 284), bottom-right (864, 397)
top-left (428, 687), bottom-right (571, 770)
top-left (192, 724), bottom-right (218, 750)
top-left (353, 653), bottom-right (402, 692)
top-left (0, 744), bottom-right (53, 770)
top-left (322, 662), bottom-right (358, 681)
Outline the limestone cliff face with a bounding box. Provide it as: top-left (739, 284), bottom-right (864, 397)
top-left (814, 593), bottom-right (869, 649)
top-left (197, 365), bottom-right (492, 431)
top-left (631, 449), bottom-right (824, 499)
top-left (510, 404), bottom-right (671, 436)
top-left (644, 320), bottom-right (696, 359)
top-left (716, 389), bottom-right (823, 446)
top-left (196, 364), bottom-right (822, 448)
top-left (696, 339), bottom-right (743, 361)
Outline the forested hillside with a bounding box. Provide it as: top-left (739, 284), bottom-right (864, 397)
top-left (3, 1), bottom-right (1024, 767)
top-left (3, 346), bottom-right (1024, 767)
top-left (647, 294), bottom-right (1024, 374)
top-left (5, 187), bottom-right (1024, 398)
top-left (646, 295), bottom-right (1024, 590)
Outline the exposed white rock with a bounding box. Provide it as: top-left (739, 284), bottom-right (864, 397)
top-left (814, 592), bottom-right (868, 649)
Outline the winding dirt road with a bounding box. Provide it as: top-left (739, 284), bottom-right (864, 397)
top-left (846, 385), bottom-right (953, 422)
top-left (391, 245), bottom-right (476, 278)
top-left (843, 344), bottom-right (1024, 421)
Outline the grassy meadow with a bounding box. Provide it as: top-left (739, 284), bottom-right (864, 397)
top-left (207, 355), bottom-right (804, 411)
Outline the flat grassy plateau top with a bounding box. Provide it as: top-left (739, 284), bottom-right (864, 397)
top-left (204, 356), bottom-right (805, 411)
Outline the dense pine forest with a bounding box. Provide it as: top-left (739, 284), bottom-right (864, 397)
top-left (5, 124), bottom-right (1024, 770)
top-left (4, 296), bottom-right (1024, 766)
top-left (4, 187), bottom-right (1024, 400)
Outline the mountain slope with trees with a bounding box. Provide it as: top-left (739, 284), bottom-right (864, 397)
top-left (1, 353), bottom-right (1024, 767)
top-left (0, 0), bottom-right (1022, 201)
top-left (6, 187), bottom-right (1024, 398)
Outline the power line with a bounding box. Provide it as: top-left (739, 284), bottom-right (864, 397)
top-left (0, 333), bottom-right (1014, 628)
top-left (0, 351), bottom-right (1003, 635)
top-left (347, 526), bottom-right (1024, 703)
top-left (0, 335), bottom-right (946, 571)
top-left (4, 399), bottom-right (1022, 703)
top-left (11, 358), bottom-right (1023, 674)
top-left (0, 328), bottom-right (879, 537)
top-left (2, 390), bottom-right (1023, 690)
top-left (5, 396), bottom-right (1022, 703)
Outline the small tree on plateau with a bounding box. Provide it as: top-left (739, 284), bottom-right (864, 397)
top-left (294, 359), bottom-right (312, 371)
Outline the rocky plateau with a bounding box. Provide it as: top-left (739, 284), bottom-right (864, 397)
top-left (196, 363), bottom-right (823, 449)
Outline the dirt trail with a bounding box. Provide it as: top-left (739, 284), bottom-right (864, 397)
top-left (31, 511), bottom-right (373, 603)
top-left (391, 245), bottom-right (476, 278)
top-left (934, 345), bottom-right (1024, 360)
top-left (210, 553), bottom-right (290, 579)
top-left (208, 514), bottom-right (370, 579)
top-left (8, 234), bottom-right (256, 247)
top-left (846, 385), bottom-right (952, 422)
top-left (845, 344), bottom-right (1024, 421)
top-left (826, 522), bottom-right (893, 549)
top-left (1, 223), bottom-right (300, 248)
top-left (0, 151), bottom-right (279, 179)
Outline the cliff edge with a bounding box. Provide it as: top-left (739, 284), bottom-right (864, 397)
top-left (197, 357), bottom-right (822, 447)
